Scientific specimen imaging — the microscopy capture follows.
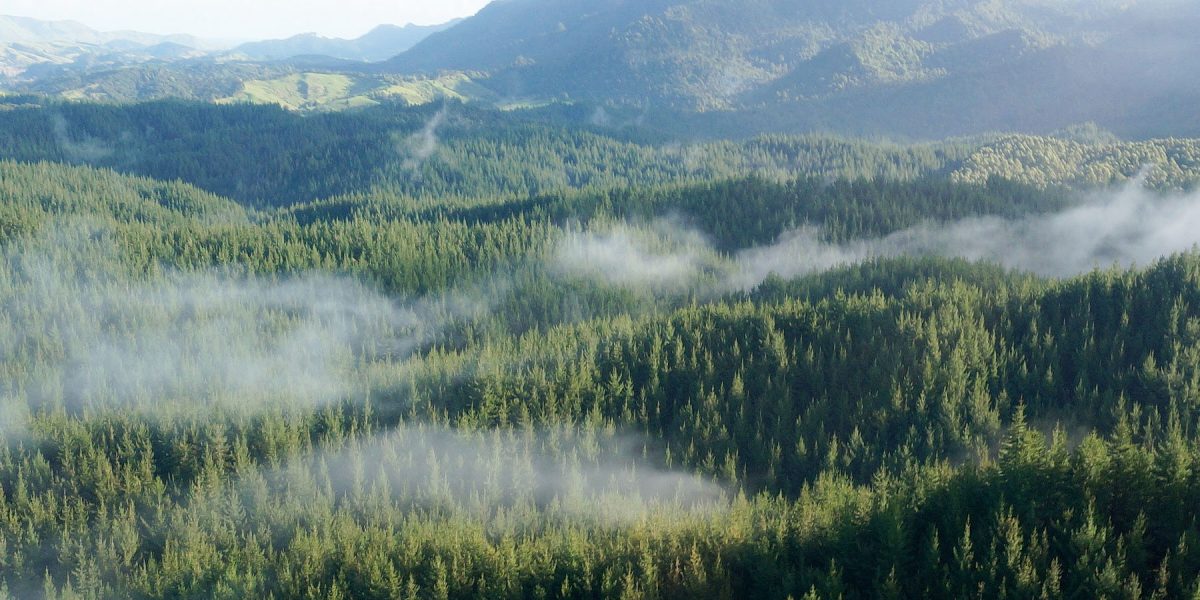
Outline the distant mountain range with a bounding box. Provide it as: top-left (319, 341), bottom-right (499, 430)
top-left (385, 0), bottom-right (1137, 107)
top-left (230, 22), bottom-right (460, 63)
top-left (0, 14), bottom-right (214, 48)
top-left (0, 15), bottom-right (220, 79)
top-left (5, 1), bottom-right (1200, 140)
top-left (0, 15), bottom-right (455, 83)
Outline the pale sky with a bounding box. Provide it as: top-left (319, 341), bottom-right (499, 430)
top-left (3, 0), bottom-right (493, 42)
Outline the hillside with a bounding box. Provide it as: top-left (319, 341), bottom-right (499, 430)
top-left (0, 159), bottom-right (247, 237)
top-left (0, 99), bottom-right (968, 205)
top-left (8, 4), bottom-right (1200, 598)
top-left (4, 114), bottom-right (1200, 596)
top-left (8, 2), bottom-right (1198, 139)
top-left (383, 0), bottom-right (1200, 138)
top-left (0, 14), bottom-right (211, 48)
top-left (1, 99), bottom-right (1197, 209)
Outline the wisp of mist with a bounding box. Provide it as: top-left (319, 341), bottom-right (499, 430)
top-left (0, 222), bottom-right (724, 523)
top-left (253, 425), bottom-right (727, 526)
top-left (555, 177), bottom-right (1200, 291)
top-left (0, 222), bottom-right (472, 427)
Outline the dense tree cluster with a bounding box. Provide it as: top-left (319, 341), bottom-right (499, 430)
top-left (0, 98), bottom-right (961, 208)
top-left (2, 103), bottom-right (1200, 598)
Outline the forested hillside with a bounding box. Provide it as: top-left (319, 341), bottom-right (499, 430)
top-left (0, 99), bottom-right (968, 205)
top-left (381, 0), bottom-right (1200, 138)
top-left (3, 99), bottom-right (1199, 212)
top-left (3, 99), bottom-right (1200, 597)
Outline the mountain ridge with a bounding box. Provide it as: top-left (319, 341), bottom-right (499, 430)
top-left (380, 0), bottom-right (1200, 137)
top-left (230, 20), bottom-right (459, 63)
top-left (0, 14), bottom-right (217, 49)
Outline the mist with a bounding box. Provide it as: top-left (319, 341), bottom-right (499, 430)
top-left (51, 113), bottom-right (117, 164)
top-left (553, 219), bottom-right (717, 289)
top-left (398, 106), bottom-right (448, 176)
top-left (257, 424), bottom-right (727, 525)
top-left (554, 179), bottom-right (1200, 293)
top-left (0, 222), bottom-right (480, 428)
top-left (0, 220), bottom-right (728, 536)
top-left (729, 178), bottom-right (1200, 286)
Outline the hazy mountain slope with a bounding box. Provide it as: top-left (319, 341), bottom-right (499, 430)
top-left (762, 3), bottom-right (1200, 139)
top-left (0, 15), bottom-right (219, 82)
top-left (232, 21), bottom-right (459, 62)
top-left (383, 0), bottom-right (1199, 137)
top-left (385, 0), bottom-right (1124, 105)
top-left (16, 62), bottom-right (287, 103)
top-left (0, 15), bottom-right (212, 49)
top-left (0, 15), bottom-right (105, 44)
top-left (217, 71), bottom-right (497, 111)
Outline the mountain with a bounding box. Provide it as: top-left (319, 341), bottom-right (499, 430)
top-left (0, 15), bottom-right (106, 44)
top-left (0, 15), bottom-right (213, 49)
top-left (383, 0), bottom-right (1200, 138)
top-left (231, 21), bottom-right (459, 63)
top-left (0, 15), bottom-right (221, 82)
top-left (9, 2), bottom-right (1200, 139)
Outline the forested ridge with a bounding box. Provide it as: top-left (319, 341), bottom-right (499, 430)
top-left (2, 98), bottom-right (1200, 599)
top-left (3, 99), bottom-right (1198, 210)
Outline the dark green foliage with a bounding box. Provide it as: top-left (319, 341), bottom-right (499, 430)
top-left (0, 100), bottom-right (985, 209)
top-left (0, 100), bottom-right (404, 206)
top-left (3, 110), bottom-right (1200, 599)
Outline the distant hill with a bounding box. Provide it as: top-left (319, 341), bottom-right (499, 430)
top-left (232, 21), bottom-right (459, 63)
top-left (382, 0), bottom-right (1200, 138)
top-left (0, 15), bottom-right (107, 44)
top-left (0, 15), bottom-right (214, 49)
top-left (0, 15), bottom-right (221, 82)
top-left (0, 16), bottom-right (477, 110)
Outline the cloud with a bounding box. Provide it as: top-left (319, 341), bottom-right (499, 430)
top-left (51, 113), bottom-right (116, 164)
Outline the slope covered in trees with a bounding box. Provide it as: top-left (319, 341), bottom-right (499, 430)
top-left (4, 0), bottom-right (1200, 595)
top-left (952, 135), bottom-right (1200, 190)
top-left (0, 99), bottom-right (973, 206)
top-left (3, 99), bottom-right (1199, 213)
top-left (3, 122), bottom-right (1200, 598)
top-left (379, 0), bottom-right (1200, 138)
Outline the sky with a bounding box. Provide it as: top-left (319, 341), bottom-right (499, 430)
top-left (3, 0), bottom-right (493, 41)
